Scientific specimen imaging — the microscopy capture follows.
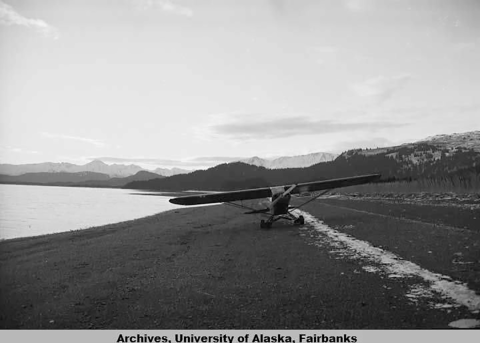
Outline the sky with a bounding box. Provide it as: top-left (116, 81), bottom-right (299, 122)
top-left (1, 0), bottom-right (479, 170)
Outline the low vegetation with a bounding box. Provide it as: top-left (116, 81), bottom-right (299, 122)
top-left (336, 174), bottom-right (480, 194)
top-left (126, 146), bottom-right (480, 193)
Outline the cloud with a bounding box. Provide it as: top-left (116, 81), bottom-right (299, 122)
top-left (343, 0), bottom-right (372, 12)
top-left (351, 74), bottom-right (413, 104)
top-left (130, 0), bottom-right (193, 17)
top-left (312, 46), bottom-right (338, 54)
top-left (309, 45), bottom-right (339, 65)
top-left (343, 0), bottom-right (393, 12)
top-left (380, 103), bottom-right (480, 120)
top-left (453, 40), bottom-right (479, 53)
top-left (42, 132), bottom-right (106, 147)
top-left (0, 0), bottom-right (59, 39)
top-left (0, 145), bottom-right (39, 154)
top-left (93, 156), bottom-right (180, 165)
top-left (202, 113), bottom-right (407, 141)
top-left (268, 0), bottom-right (287, 15)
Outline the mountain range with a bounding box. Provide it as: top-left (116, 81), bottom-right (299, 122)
top-left (0, 151), bottom-right (338, 188)
top-left (0, 131), bottom-right (478, 190)
top-left (125, 131), bottom-right (480, 191)
top-left (0, 152), bottom-right (337, 177)
top-left (238, 152), bottom-right (337, 169)
top-left (0, 170), bottom-right (163, 188)
top-left (0, 160), bottom-right (189, 178)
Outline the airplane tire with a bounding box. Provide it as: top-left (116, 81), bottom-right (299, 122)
top-left (260, 220), bottom-right (272, 229)
top-left (294, 216), bottom-right (305, 225)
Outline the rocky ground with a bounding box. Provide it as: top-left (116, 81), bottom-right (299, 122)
top-left (330, 192), bottom-right (480, 210)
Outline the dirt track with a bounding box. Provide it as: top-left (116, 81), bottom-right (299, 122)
top-left (1, 198), bottom-right (479, 329)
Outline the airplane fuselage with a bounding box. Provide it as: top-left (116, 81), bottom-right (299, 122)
top-left (272, 193), bottom-right (291, 215)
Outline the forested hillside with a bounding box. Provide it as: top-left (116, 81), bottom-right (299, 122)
top-left (125, 144), bottom-right (480, 191)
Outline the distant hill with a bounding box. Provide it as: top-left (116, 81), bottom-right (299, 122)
top-left (417, 131), bottom-right (480, 152)
top-left (343, 131), bottom-right (480, 159)
top-left (73, 170), bottom-right (164, 187)
top-left (0, 170), bottom-right (163, 188)
top-left (337, 144), bottom-right (479, 179)
top-left (337, 130), bottom-right (480, 179)
top-left (126, 162), bottom-right (275, 191)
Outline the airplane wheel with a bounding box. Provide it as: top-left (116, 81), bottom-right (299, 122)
top-left (294, 216), bottom-right (305, 225)
top-left (260, 220), bottom-right (271, 229)
top-left (299, 215), bottom-right (305, 225)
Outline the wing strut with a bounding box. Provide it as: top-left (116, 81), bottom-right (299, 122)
top-left (223, 201), bottom-right (272, 218)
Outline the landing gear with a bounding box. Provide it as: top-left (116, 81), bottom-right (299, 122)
top-left (294, 215), bottom-right (305, 225)
top-left (260, 219), bottom-right (272, 229)
top-left (260, 214), bottom-right (304, 228)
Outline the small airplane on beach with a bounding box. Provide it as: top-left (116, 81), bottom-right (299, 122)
top-left (169, 174), bottom-right (381, 228)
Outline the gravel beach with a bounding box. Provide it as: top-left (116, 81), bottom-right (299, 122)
top-left (1, 198), bottom-right (479, 329)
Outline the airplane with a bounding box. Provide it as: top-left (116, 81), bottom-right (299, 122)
top-left (169, 174), bottom-right (381, 228)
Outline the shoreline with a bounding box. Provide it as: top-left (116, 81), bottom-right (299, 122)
top-left (0, 184), bottom-right (195, 242)
top-left (0, 182), bottom-right (211, 196)
top-left (0, 207), bottom-right (183, 243)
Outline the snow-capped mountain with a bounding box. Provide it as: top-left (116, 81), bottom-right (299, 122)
top-left (0, 160), bottom-right (192, 177)
top-left (153, 167), bottom-right (191, 177)
top-left (0, 160), bottom-right (145, 178)
top-left (81, 160), bottom-right (144, 177)
top-left (0, 153), bottom-right (338, 177)
top-left (239, 152), bottom-right (338, 169)
top-left (417, 131), bottom-right (480, 152)
top-left (0, 162), bottom-right (79, 176)
top-left (340, 130), bottom-right (480, 169)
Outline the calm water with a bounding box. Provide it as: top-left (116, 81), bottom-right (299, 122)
top-left (0, 184), bottom-right (184, 240)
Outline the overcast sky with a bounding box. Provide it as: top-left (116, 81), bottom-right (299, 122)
top-left (1, 0), bottom-right (479, 170)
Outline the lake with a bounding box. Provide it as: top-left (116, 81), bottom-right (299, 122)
top-left (0, 184), bottom-right (184, 240)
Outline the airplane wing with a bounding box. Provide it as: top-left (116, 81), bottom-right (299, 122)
top-left (169, 173), bottom-right (380, 205)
